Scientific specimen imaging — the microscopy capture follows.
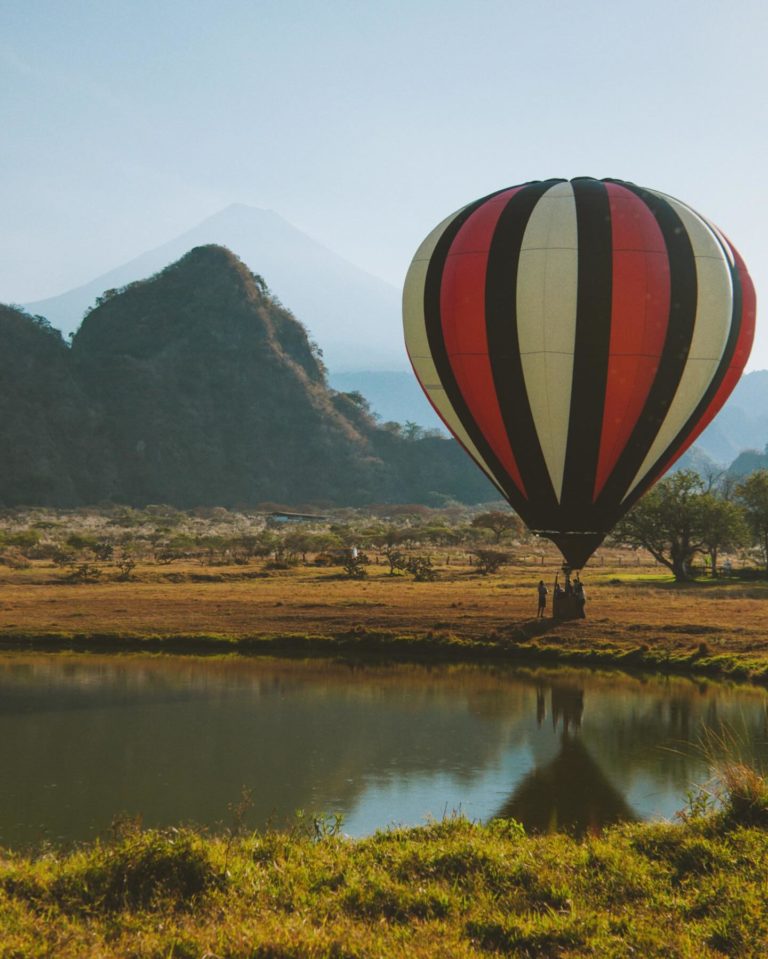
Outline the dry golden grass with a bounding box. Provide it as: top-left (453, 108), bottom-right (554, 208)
top-left (1, 549), bottom-right (767, 667)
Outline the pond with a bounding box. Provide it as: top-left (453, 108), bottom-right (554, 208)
top-left (0, 653), bottom-right (766, 847)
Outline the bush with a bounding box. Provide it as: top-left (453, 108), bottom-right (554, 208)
top-left (343, 553), bottom-right (369, 579)
top-left (406, 555), bottom-right (436, 582)
top-left (66, 563), bottom-right (101, 583)
top-left (471, 549), bottom-right (511, 575)
top-left (0, 547), bottom-right (31, 569)
top-left (720, 762), bottom-right (768, 826)
top-left (116, 558), bottom-right (136, 581)
top-left (50, 826), bottom-right (224, 913)
top-left (66, 533), bottom-right (99, 552)
top-left (5, 529), bottom-right (41, 550)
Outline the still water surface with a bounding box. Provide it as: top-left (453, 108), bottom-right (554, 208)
top-left (0, 654), bottom-right (766, 846)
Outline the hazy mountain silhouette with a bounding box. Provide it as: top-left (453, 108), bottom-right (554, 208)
top-left (694, 371), bottom-right (768, 464)
top-left (26, 205), bottom-right (406, 373)
top-left (23, 204), bottom-right (767, 464)
top-left (0, 246), bottom-right (494, 508)
top-left (332, 369), bottom-right (768, 475)
top-left (329, 371), bottom-right (446, 433)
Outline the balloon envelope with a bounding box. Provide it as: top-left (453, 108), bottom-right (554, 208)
top-left (403, 178), bottom-right (756, 567)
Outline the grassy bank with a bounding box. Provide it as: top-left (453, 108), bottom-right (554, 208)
top-left (2, 781), bottom-right (768, 959)
top-left (1, 620), bottom-right (768, 686)
top-left (2, 558), bottom-right (768, 683)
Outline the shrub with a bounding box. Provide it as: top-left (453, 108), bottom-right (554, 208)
top-left (66, 563), bottom-right (101, 583)
top-left (5, 529), bottom-right (41, 550)
top-left (343, 552), bottom-right (369, 579)
top-left (50, 826), bottom-right (224, 913)
top-left (0, 547), bottom-right (31, 569)
top-left (116, 558), bottom-right (136, 581)
top-left (719, 762), bottom-right (768, 826)
top-left (405, 555), bottom-right (436, 582)
top-left (470, 549), bottom-right (511, 575)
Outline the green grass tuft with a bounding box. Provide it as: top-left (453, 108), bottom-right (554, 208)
top-left (3, 801), bottom-right (768, 956)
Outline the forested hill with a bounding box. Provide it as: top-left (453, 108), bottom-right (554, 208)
top-left (0, 246), bottom-right (494, 508)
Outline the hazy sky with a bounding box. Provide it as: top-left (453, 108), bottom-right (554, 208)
top-left (2, 0), bottom-right (766, 364)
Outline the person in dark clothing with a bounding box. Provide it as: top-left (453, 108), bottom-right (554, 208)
top-left (574, 574), bottom-right (586, 618)
top-left (553, 575), bottom-right (563, 618)
top-left (537, 580), bottom-right (548, 618)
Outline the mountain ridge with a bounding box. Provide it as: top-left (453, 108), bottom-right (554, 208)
top-left (1, 245), bottom-right (493, 508)
top-left (26, 205), bottom-right (406, 373)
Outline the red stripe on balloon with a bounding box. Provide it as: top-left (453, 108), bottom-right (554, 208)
top-left (593, 183), bottom-right (671, 499)
top-left (440, 187), bottom-right (527, 496)
top-left (651, 241), bottom-right (756, 480)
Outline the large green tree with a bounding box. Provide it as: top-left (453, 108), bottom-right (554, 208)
top-left (736, 469), bottom-right (768, 571)
top-left (611, 471), bottom-right (712, 582)
top-left (470, 510), bottom-right (523, 544)
top-left (698, 494), bottom-right (749, 577)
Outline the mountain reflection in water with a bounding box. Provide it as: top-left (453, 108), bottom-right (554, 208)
top-left (0, 655), bottom-right (765, 846)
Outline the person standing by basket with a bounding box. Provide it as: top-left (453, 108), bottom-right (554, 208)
top-left (537, 580), bottom-right (548, 618)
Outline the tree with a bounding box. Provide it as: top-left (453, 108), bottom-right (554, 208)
top-left (383, 547), bottom-right (407, 576)
top-left (698, 494), bottom-right (749, 576)
top-left (284, 530), bottom-right (338, 564)
top-left (470, 549), bottom-right (511, 575)
top-left (340, 391), bottom-right (371, 413)
top-left (471, 510), bottom-right (523, 544)
top-left (362, 525), bottom-right (403, 553)
top-left (403, 421), bottom-right (425, 441)
top-left (611, 471), bottom-right (710, 582)
top-left (404, 555), bottom-right (436, 581)
top-left (736, 470), bottom-right (768, 571)
top-left (343, 551), bottom-right (368, 579)
top-left (92, 541), bottom-right (114, 561)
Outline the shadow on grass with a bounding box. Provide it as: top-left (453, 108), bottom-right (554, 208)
top-left (504, 619), bottom-right (566, 641)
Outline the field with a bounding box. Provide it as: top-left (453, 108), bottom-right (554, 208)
top-left (1, 542), bottom-right (768, 680)
top-left (3, 511), bottom-right (768, 955)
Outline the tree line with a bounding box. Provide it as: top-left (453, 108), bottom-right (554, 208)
top-left (2, 469), bottom-right (768, 585)
top-left (0, 503), bottom-right (530, 581)
top-left (611, 468), bottom-right (768, 581)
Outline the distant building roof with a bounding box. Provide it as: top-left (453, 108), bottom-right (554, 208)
top-left (268, 511), bottom-right (329, 522)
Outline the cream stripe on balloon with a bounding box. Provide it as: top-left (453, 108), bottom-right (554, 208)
top-left (623, 192), bottom-right (734, 499)
top-left (652, 189), bottom-right (736, 269)
top-left (516, 180), bottom-right (578, 502)
top-left (402, 206), bottom-right (505, 495)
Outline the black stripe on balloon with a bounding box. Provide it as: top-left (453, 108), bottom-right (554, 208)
top-left (559, 178), bottom-right (613, 529)
top-left (622, 227), bottom-right (743, 512)
top-left (592, 181), bottom-right (698, 524)
top-left (484, 180), bottom-right (564, 520)
top-left (422, 185), bottom-right (540, 524)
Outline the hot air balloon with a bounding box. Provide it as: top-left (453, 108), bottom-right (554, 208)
top-left (403, 178), bottom-right (755, 568)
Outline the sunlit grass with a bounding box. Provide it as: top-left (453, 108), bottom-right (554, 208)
top-left (0, 555), bottom-right (767, 684)
top-left (2, 801), bottom-right (768, 957)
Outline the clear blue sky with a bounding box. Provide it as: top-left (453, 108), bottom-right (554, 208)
top-left (2, 0), bottom-right (766, 364)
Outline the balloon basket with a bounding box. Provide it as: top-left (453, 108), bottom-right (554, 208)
top-left (552, 564), bottom-right (586, 620)
top-left (552, 594), bottom-right (586, 620)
